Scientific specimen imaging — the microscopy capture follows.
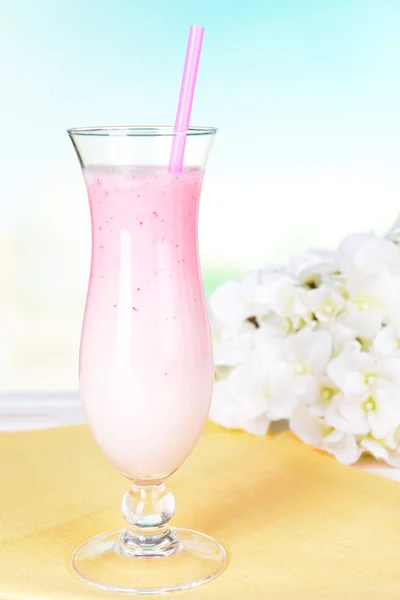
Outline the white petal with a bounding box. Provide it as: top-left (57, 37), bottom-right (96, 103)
top-left (255, 272), bottom-right (292, 306)
top-left (328, 323), bottom-right (359, 356)
top-left (368, 411), bottom-right (393, 440)
top-left (228, 336), bottom-right (283, 393)
top-left (353, 237), bottom-right (400, 275)
top-left (368, 382), bottom-right (400, 439)
top-left (347, 271), bottom-right (400, 324)
top-left (227, 341), bottom-right (283, 418)
top-left (375, 379), bottom-right (400, 416)
top-left (244, 414), bottom-right (270, 436)
top-left (287, 248), bottom-right (334, 278)
top-left (336, 232), bottom-right (376, 257)
top-left (269, 362), bottom-right (315, 419)
top-left (258, 314), bottom-right (291, 336)
top-left (333, 232), bottom-right (399, 277)
top-left (228, 367), bottom-right (270, 419)
top-left (325, 394), bottom-right (369, 435)
top-left (304, 287), bottom-right (345, 322)
top-left (344, 372), bottom-right (369, 396)
top-left (337, 394), bottom-right (365, 423)
top-left (290, 405), bottom-right (322, 445)
top-left (311, 376), bottom-right (338, 415)
top-left (293, 373), bottom-right (319, 403)
top-left (256, 273), bottom-right (309, 322)
top-left (340, 311), bottom-right (382, 339)
top-left (323, 428), bottom-right (344, 443)
top-left (384, 430), bottom-right (397, 451)
top-left (309, 405), bottom-right (325, 417)
top-left (209, 280), bottom-right (245, 328)
top-left (213, 328), bottom-right (254, 367)
top-left (227, 360), bottom-right (262, 400)
top-left (386, 451), bottom-right (400, 467)
top-left (284, 328), bottom-right (332, 373)
top-left (327, 351), bottom-right (374, 395)
top-left (210, 380), bottom-right (270, 435)
top-left (254, 335), bottom-right (285, 367)
top-left (209, 380), bottom-right (242, 430)
top-left (291, 408), bottom-right (362, 464)
top-left (377, 358), bottom-right (400, 385)
top-left (240, 270), bottom-right (261, 297)
top-left (360, 438), bottom-right (389, 461)
top-left (373, 326), bottom-right (398, 358)
top-left (308, 331), bottom-right (333, 373)
top-left (322, 433), bottom-right (361, 465)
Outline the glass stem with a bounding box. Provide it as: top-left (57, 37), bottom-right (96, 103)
top-left (117, 482), bottom-right (181, 558)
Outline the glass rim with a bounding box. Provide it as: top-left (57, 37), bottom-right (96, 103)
top-left (67, 125), bottom-right (218, 138)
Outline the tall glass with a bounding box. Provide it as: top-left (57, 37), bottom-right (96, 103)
top-left (68, 126), bottom-right (225, 594)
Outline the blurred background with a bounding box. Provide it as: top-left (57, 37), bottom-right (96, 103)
top-left (2, 0), bottom-right (400, 392)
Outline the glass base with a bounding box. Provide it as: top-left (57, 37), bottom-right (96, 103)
top-left (71, 528), bottom-right (226, 595)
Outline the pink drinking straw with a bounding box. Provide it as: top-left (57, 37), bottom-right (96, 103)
top-left (169, 25), bottom-right (204, 173)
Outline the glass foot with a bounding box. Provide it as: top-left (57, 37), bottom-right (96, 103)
top-left (71, 528), bottom-right (226, 595)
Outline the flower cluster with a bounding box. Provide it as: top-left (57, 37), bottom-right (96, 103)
top-left (208, 228), bottom-right (400, 465)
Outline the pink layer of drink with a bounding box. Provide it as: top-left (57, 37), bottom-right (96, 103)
top-left (80, 166), bottom-right (213, 478)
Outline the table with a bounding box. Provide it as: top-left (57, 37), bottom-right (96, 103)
top-left (1, 393), bottom-right (398, 482)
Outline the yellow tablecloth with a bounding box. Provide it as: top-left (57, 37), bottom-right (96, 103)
top-left (1, 423), bottom-right (400, 599)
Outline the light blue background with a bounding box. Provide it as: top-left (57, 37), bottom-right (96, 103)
top-left (3, 0), bottom-right (400, 196)
top-left (2, 0), bottom-right (400, 390)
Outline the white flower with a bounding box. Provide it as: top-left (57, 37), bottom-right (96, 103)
top-left (358, 432), bottom-right (400, 466)
top-left (327, 349), bottom-right (400, 396)
top-left (359, 437), bottom-right (390, 461)
top-left (339, 311), bottom-right (382, 340)
top-left (335, 232), bottom-right (400, 276)
top-left (326, 323), bottom-right (360, 356)
top-left (209, 379), bottom-right (270, 435)
top-left (208, 271), bottom-right (264, 330)
top-left (341, 271), bottom-right (400, 334)
top-left (358, 430), bottom-right (400, 466)
top-left (210, 309), bottom-right (255, 367)
top-left (324, 392), bottom-right (370, 435)
top-left (258, 313), bottom-right (291, 336)
top-left (255, 272), bottom-right (310, 329)
top-left (287, 248), bottom-right (334, 286)
top-left (290, 405), bottom-right (361, 464)
top-left (304, 285), bottom-right (345, 322)
top-left (373, 325), bottom-right (400, 358)
top-left (209, 225), bottom-right (400, 466)
top-left (210, 336), bottom-right (284, 435)
top-left (267, 328), bottom-right (332, 419)
top-left (284, 327), bottom-right (332, 375)
top-left (308, 375), bottom-right (338, 417)
top-left (327, 350), bottom-right (400, 438)
top-left (382, 428), bottom-right (400, 467)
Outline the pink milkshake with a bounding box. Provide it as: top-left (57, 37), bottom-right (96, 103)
top-left (69, 22), bottom-right (226, 592)
top-left (80, 166), bottom-right (213, 478)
